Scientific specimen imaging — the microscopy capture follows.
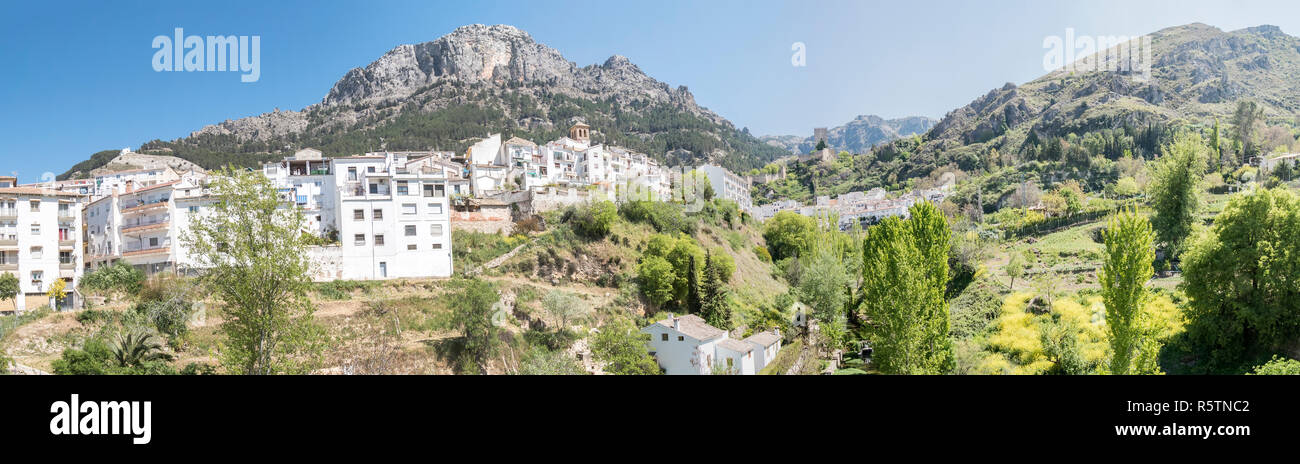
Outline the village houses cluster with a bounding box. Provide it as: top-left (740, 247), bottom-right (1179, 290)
top-left (0, 124), bottom-right (981, 374)
top-left (0, 124), bottom-right (754, 309)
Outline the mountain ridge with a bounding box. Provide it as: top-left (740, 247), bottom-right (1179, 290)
top-left (760, 114), bottom-right (938, 154)
top-left (61, 24), bottom-right (785, 180)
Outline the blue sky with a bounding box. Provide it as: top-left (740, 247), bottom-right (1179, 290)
top-left (3, 0), bottom-right (1299, 182)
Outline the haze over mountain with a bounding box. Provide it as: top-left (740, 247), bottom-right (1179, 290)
top-left (760, 115), bottom-right (937, 154)
top-left (60, 24), bottom-right (787, 180)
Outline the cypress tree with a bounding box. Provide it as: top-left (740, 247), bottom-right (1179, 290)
top-left (700, 251), bottom-right (731, 329)
top-left (686, 254), bottom-right (701, 314)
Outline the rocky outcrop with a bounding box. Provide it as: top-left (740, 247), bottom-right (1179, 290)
top-left (90, 150), bottom-right (207, 176)
top-left (189, 24), bottom-right (732, 143)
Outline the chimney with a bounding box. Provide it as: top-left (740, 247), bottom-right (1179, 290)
top-left (670, 313), bottom-right (680, 331)
top-left (124, 180), bottom-right (134, 193)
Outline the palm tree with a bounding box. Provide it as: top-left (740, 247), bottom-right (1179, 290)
top-left (110, 330), bottom-right (172, 367)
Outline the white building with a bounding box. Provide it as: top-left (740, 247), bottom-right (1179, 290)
top-left (696, 164), bottom-right (753, 212)
top-left (92, 166), bottom-right (184, 199)
top-left (0, 187), bottom-right (85, 312)
top-left (1261, 153), bottom-right (1299, 177)
top-left (640, 314), bottom-right (782, 375)
top-left (327, 153), bottom-right (454, 280)
top-left (84, 174), bottom-right (212, 276)
top-left (262, 148), bottom-right (339, 238)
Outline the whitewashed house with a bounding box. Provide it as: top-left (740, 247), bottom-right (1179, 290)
top-left (330, 153), bottom-right (454, 280)
top-left (641, 314), bottom-right (783, 375)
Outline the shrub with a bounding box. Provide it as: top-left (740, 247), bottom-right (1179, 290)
top-left (76, 309), bottom-right (113, 326)
top-left (619, 201), bottom-right (693, 234)
top-left (1249, 356), bottom-right (1300, 375)
top-left (567, 201), bottom-right (617, 239)
top-left (514, 215), bottom-right (545, 234)
top-left (79, 261), bottom-right (145, 299)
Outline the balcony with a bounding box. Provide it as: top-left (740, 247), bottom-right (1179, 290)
top-left (59, 239), bottom-right (76, 249)
top-left (0, 209), bottom-right (17, 221)
top-left (121, 199), bottom-right (168, 215)
top-left (0, 238), bottom-right (16, 249)
top-left (123, 246), bottom-right (169, 258)
top-left (121, 216), bottom-right (170, 235)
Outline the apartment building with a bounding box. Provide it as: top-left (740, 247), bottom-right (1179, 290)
top-left (0, 187), bottom-right (84, 312)
top-left (331, 154), bottom-right (454, 280)
top-left (263, 148), bottom-right (339, 239)
top-left (696, 164), bottom-right (754, 212)
top-left (84, 174), bottom-right (211, 276)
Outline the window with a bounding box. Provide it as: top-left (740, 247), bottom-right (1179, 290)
top-left (354, 234), bottom-right (366, 246)
top-left (407, 244), bottom-right (417, 251)
top-left (404, 225), bottom-right (417, 236)
top-left (29, 200), bottom-right (40, 212)
top-left (430, 224), bottom-right (444, 237)
top-left (396, 181), bottom-right (409, 195)
top-left (432, 243), bottom-right (442, 250)
top-left (31, 271), bottom-right (43, 288)
top-left (726, 358), bottom-right (734, 368)
top-left (189, 206), bottom-right (200, 213)
top-left (678, 336), bottom-right (684, 341)
top-left (149, 237), bottom-right (159, 247)
top-left (428, 203), bottom-right (443, 215)
top-left (661, 333), bottom-right (668, 341)
top-left (347, 167), bottom-right (358, 181)
top-left (373, 209), bottom-right (384, 220)
top-left (402, 204), bottom-right (417, 215)
top-left (296, 195), bottom-right (308, 205)
top-left (31, 224), bottom-right (40, 236)
top-left (374, 235), bottom-right (385, 246)
top-left (30, 247), bottom-right (42, 260)
top-left (378, 262), bottom-right (387, 278)
top-left (59, 251), bottom-right (73, 264)
top-left (424, 184), bottom-right (446, 197)
top-left (369, 183), bottom-right (379, 195)
top-left (367, 167), bottom-right (376, 173)
top-left (353, 209), bottom-right (365, 221)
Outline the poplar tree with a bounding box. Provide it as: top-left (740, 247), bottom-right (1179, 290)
top-left (1148, 132), bottom-right (1207, 257)
top-left (860, 201), bottom-right (953, 374)
top-left (1100, 208), bottom-right (1155, 375)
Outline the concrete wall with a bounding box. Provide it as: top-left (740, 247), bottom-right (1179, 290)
top-left (306, 245), bottom-right (344, 282)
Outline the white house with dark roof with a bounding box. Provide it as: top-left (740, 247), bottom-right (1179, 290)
top-left (640, 314), bottom-right (782, 375)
